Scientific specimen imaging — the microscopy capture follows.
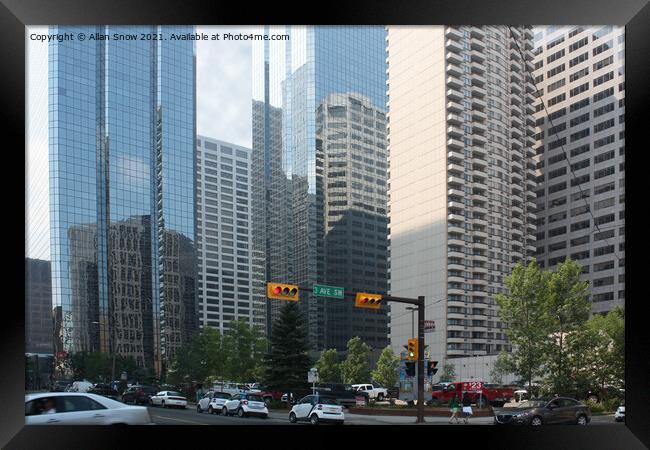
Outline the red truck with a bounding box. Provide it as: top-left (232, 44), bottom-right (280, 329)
top-left (429, 381), bottom-right (514, 408)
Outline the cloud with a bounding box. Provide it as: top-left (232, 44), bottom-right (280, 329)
top-left (196, 26), bottom-right (253, 148)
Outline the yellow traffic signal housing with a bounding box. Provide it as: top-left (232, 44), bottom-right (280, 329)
top-left (267, 282), bottom-right (300, 301)
top-left (355, 292), bottom-right (383, 309)
top-left (407, 338), bottom-right (418, 361)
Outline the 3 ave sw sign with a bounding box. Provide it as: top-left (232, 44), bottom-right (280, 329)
top-left (312, 284), bottom-right (344, 299)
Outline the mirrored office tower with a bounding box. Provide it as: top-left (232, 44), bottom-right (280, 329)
top-left (48, 26), bottom-right (197, 377)
top-left (253, 26), bottom-right (389, 355)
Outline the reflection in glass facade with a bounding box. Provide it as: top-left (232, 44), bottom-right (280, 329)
top-left (48, 26), bottom-right (197, 376)
top-left (253, 26), bottom-right (389, 355)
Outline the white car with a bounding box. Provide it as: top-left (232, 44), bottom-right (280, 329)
top-left (197, 391), bottom-right (231, 414)
top-left (150, 391), bottom-right (187, 409)
top-left (25, 392), bottom-right (154, 425)
top-left (222, 392), bottom-right (268, 418)
top-left (289, 394), bottom-right (344, 425)
top-left (615, 405), bottom-right (625, 422)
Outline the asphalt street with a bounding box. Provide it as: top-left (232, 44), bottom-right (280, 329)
top-left (148, 404), bottom-right (623, 426)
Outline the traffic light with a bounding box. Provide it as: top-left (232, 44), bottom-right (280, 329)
top-left (405, 361), bottom-right (416, 377)
top-left (427, 360), bottom-right (439, 376)
top-left (407, 338), bottom-right (418, 361)
top-left (354, 292), bottom-right (383, 309)
top-left (267, 282), bottom-right (300, 301)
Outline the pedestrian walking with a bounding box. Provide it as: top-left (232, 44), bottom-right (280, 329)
top-left (461, 391), bottom-right (473, 424)
top-left (448, 393), bottom-right (461, 424)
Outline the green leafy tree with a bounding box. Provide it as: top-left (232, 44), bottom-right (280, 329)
top-left (262, 302), bottom-right (311, 392)
top-left (490, 351), bottom-right (515, 384)
top-left (222, 319), bottom-right (267, 382)
top-left (371, 346), bottom-right (400, 388)
top-left (340, 337), bottom-right (371, 384)
top-left (315, 348), bottom-right (341, 383)
top-left (439, 363), bottom-right (456, 382)
top-left (543, 259), bottom-right (590, 394)
top-left (495, 260), bottom-right (550, 393)
top-left (167, 328), bottom-right (224, 385)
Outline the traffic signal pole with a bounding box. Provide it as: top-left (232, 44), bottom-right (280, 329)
top-left (274, 283), bottom-right (427, 424)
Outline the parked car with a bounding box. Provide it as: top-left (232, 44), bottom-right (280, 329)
top-left (222, 392), bottom-right (268, 418)
top-left (121, 385), bottom-right (159, 405)
top-left (289, 394), bottom-right (344, 425)
top-left (614, 404), bottom-right (625, 422)
top-left (67, 381), bottom-right (94, 393)
top-left (88, 384), bottom-right (120, 400)
top-left (25, 392), bottom-right (154, 425)
top-left (493, 397), bottom-right (591, 426)
top-left (211, 381), bottom-right (245, 397)
top-left (150, 391), bottom-right (187, 409)
top-left (206, 392), bottom-right (232, 414)
top-left (257, 387), bottom-right (284, 406)
top-left (352, 384), bottom-right (389, 402)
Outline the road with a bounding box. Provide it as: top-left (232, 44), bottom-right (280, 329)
top-left (148, 405), bottom-right (623, 426)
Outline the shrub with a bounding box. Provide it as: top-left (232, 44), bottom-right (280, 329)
top-left (603, 398), bottom-right (621, 412)
top-left (585, 399), bottom-right (605, 413)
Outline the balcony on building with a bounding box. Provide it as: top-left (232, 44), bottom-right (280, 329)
top-left (447, 100), bottom-right (463, 113)
top-left (471, 85), bottom-right (487, 99)
top-left (447, 113), bottom-right (463, 126)
top-left (446, 63), bottom-right (463, 77)
top-left (447, 88), bottom-right (463, 102)
top-left (470, 50), bottom-right (485, 63)
top-left (472, 73), bottom-right (487, 86)
top-left (471, 97), bottom-right (487, 110)
top-left (510, 71), bottom-right (523, 84)
top-left (446, 52), bottom-right (463, 65)
top-left (447, 73), bottom-right (463, 88)
top-left (471, 61), bottom-right (486, 74)
top-left (472, 121), bottom-right (487, 135)
top-left (447, 125), bottom-right (463, 139)
top-left (447, 212), bottom-right (465, 224)
top-left (472, 134), bottom-right (487, 146)
top-left (471, 109), bottom-right (487, 121)
top-left (470, 39), bottom-right (486, 52)
top-left (511, 115), bottom-right (523, 128)
top-left (445, 27), bottom-right (463, 41)
top-left (472, 146), bottom-right (487, 160)
top-left (448, 149), bottom-right (464, 163)
top-left (447, 137), bottom-right (464, 149)
top-left (445, 39), bottom-right (463, 54)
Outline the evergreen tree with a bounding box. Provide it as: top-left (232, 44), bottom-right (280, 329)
top-left (262, 302), bottom-right (311, 392)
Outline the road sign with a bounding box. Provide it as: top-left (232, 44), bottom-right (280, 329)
top-left (312, 284), bottom-right (344, 299)
top-left (424, 320), bottom-right (435, 333)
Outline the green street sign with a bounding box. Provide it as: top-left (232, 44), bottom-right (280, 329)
top-left (312, 284), bottom-right (344, 299)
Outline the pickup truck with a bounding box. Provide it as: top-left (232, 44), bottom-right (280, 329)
top-left (352, 384), bottom-right (389, 402)
top-left (429, 381), bottom-right (514, 408)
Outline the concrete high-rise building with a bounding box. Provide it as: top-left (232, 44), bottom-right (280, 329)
top-left (531, 26), bottom-right (625, 315)
top-left (25, 258), bottom-right (53, 355)
top-left (387, 26), bottom-right (537, 368)
top-left (253, 26), bottom-right (389, 356)
top-left (196, 137), bottom-right (266, 333)
top-left (45, 25), bottom-right (197, 376)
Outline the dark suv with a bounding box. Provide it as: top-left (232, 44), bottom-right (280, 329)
top-left (88, 383), bottom-right (120, 400)
top-left (314, 383), bottom-right (369, 408)
top-left (121, 385), bottom-right (159, 405)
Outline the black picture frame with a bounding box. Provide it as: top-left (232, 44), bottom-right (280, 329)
top-left (5, 0), bottom-right (648, 448)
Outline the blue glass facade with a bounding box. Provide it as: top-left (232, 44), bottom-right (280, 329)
top-left (49, 26), bottom-right (197, 376)
top-left (253, 26), bottom-right (389, 354)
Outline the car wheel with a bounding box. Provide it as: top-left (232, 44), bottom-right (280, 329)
top-left (377, 393), bottom-right (384, 402)
top-left (289, 412), bottom-right (297, 423)
top-left (531, 416), bottom-right (543, 426)
top-left (222, 406), bottom-right (229, 416)
top-left (577, 414), bottom-right (588, 426)
top-left (310, 414), bottom-right (319, 426)
top-left (197, 404), bottom-right (202, 413)
top-left (208, 406), bottom-right (214, 414)
top-left (264, 397), bottom-right (272, 407)
top-left (237, 408), bottom-right (246, 418)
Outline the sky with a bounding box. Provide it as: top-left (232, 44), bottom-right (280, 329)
top-left (196, 26), bottom-right (254, 148)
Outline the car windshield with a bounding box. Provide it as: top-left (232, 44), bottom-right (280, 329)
top-left (213, 392), bottom-right (231, 399)
top-left (167, 391), bottom-right (184, 397)
top-left (247, 395), bottom-right (263, 402)
top-left (519, 400), bottom-right (547, 408)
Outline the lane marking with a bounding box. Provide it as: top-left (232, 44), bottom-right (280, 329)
top-left (151, 415), bottom-right (208, 425)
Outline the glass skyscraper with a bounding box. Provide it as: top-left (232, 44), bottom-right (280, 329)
top-left (48, 25), bottom-right (197, 377)
top-left (253, 26), bottom-right (389, 356)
